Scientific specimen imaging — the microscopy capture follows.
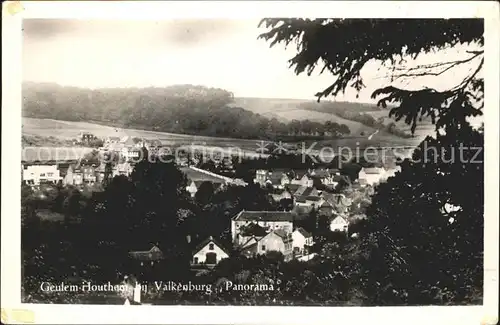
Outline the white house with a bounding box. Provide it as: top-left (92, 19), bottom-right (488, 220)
top-left (292, 227), bottom-right (314, 255)
top-left (357, 167), bottom-right (385, 186)
top-left (22, 164), bottom-right (62, 186)
top-left (121, 147), bottom-right (142, 162)
top-left (192, 236), bottom-right (229, 266)
top-left (254, 169), bottom-right (291, 189)
top-left (231, 210), bottom-right (295, 243)
top-left (330, 215), bottom-right (349, 232)
top-left (240, 230), bottom-right (293, 261)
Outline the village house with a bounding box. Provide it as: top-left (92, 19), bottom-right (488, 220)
top-left (231, 210), bottom-right (295, 243)
top-left (292, 186), bottom-right (322, 208)
top-left (330, 215), bottom-right (349, 232)
top-left (129, 244), bottom-right (164, 267)
top-left (82, 165), bottom-right (97, 185)
top-left (63, 164), bottom-right (83, 186)
top-left (191, 236), bottom-right (229, 266)
top-left (79, 132), bottom-right (97, 144)
top-left (290, 171), bottom-right (314, 187)
top-left (22, 164), bottom-right (62, 186)
top-left (292, 186), bottom-right (319, 198)
top-left (94, 164), bottom-right (107, 183)
top-left (240, 229), bottom-right (293, 261)
top-left (291, 205), bottom-right (314, 220)
top-left (113, 162), bottom-right (134, 177)
top-left (254, 169), bottom-right (291, 189)
top-left (292, 227), bottom-right (314, 256)
top-left (322, 193), bottom-right (352, 214)
top-left (357, 167), bottom-right (386, 186)
top-left (309, 168), bottom-right (341, 186)
top-left (270, 189), bottom-right (293, 203)
top-left (234, 222), bottom-right (269, 246)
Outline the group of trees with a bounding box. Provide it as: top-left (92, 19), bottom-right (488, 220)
top-left (259, 18), bottom-right (484, 304)
top-left (286, 119), bottom-right (350, 137)
top-left (23, 82), bottom-right (350, 140)
top-left (298, 101), bottom-right (412, 138)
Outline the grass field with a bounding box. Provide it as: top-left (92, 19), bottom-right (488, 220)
top-left (365, 110), bottom-right (435, 139)
top-left (23, 116), bottom-right (424, 159)
top-left (272, 109), bottom-right (378, 135)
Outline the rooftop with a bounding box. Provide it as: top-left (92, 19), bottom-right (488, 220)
top-left (233, 210), bottom-right (296, 222)
top-left (294, 227), bottom-right (312, 238)
top-left (192, 236), bottom-right (229, 255)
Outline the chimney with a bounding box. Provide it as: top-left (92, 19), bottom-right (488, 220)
top-left (133, 283), bottom-right (141, 303)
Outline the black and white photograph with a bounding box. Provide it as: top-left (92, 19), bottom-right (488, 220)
top-left (2, 1), bottom-right (499, 324)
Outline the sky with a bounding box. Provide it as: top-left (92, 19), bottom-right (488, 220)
top-left (22, 19), bottom-right (481, 102)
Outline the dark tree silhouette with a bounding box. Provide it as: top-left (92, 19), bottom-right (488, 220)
top-left (259, 18), bottom-right (484, 304)
top-left (195, 181), bottom-right (216, 206)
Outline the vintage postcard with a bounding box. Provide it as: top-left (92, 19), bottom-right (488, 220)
top-left (2, 1), bottom-right (499, 324)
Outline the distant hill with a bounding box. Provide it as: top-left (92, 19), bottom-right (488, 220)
top-left (22, 82), bottom-right (352, 141)
top-left (231, 96), bottom-right (433, 139)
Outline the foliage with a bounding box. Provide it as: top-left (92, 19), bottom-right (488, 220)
top-left (260, 18), bottom-right (484, 305)
top-left (23, 82), bottom-right (351, 140)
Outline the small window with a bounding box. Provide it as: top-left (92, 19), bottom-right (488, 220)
top-left (39, 173), bottom-right (46, 177)
top-left (209, 243), bottom-right (214, 250)
top-left (47, 172), bottom-right (54, 177)
top-left (261, 245), bottom-right (266, 251)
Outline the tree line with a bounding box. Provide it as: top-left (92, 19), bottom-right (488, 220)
top-left (22, 82), bottom-right (351, 140)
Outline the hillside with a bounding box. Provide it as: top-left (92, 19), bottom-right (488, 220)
top-left (22, 82), bottom-right (352, 140)
top-left (231, 96), bottom-right (433, 139)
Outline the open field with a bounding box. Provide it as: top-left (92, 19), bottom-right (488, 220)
top-left (272, 109), bottom-right (378, 136)
top-left (23, 117), bottom-right (424, 161)
top-left (231, 97), bottom-right (310, 117)
top-left (232, 97), bottom-right (434, 141)
top-left (364, 110), bottom-right (435, 139)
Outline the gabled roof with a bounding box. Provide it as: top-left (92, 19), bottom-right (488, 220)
top-left (294, 227), bottom-right (312, 238)
top-left (294, 186), bottom-right (308, 196)
top-left (331, 215), bottom-right (349, 224)
top-left (268, 229), bottom-right (293, 243)
top-left (285, 184), bottom-right (301, 193)
top-left (240, 223), bottom-right (269, 237)
top-left (129, 245), bottom-right (164, 261)
top-left (233, 210), bottom-right (296, 222)
top-left (192, 236), bottom-right (229, 255)
top-left (295, 196), bottom-right (307, 203)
